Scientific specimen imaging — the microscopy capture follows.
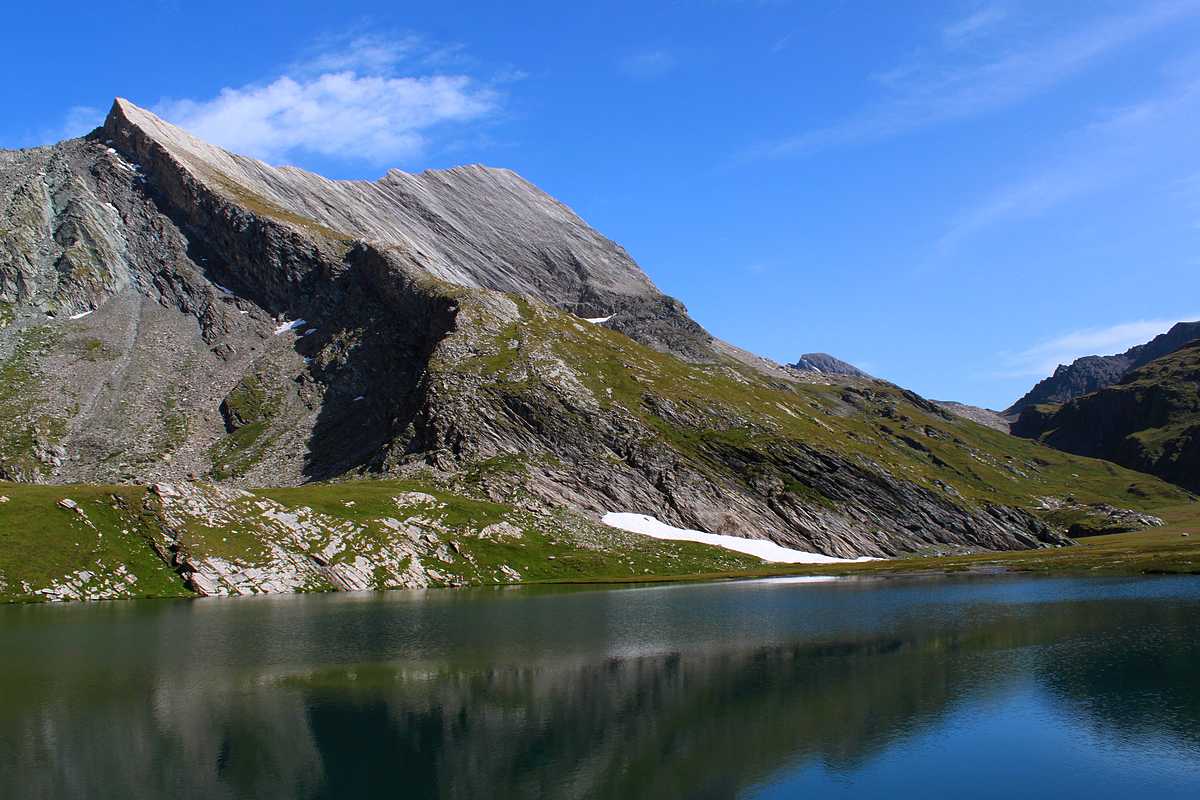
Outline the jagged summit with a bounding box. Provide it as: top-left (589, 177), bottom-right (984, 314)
top-left (790, 352), bottom-right (869, 378)
top-left (101, 98), bottom-right (710, 355)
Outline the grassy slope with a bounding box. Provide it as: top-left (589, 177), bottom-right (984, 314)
top-left (447, 297), bottom-right (1190, 515)
top-left (0, 483), bottom-right (186, 600)
top-left (5, 479), bottom-right (1194, 605)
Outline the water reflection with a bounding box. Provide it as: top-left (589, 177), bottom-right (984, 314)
top-left (2, 576), bottom-right (1198, 799)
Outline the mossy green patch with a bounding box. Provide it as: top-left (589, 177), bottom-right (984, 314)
top-left (0, 326), bottom-right (64, 477)
top-left (210, 375), bottom-right (282, 480)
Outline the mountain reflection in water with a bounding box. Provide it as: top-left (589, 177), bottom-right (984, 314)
top-left (2, 576), bottom-right (1199, 799)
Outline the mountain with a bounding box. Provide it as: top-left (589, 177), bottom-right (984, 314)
top-left (790, 353), bottom-right (870, 378)
top-left (1005, 321), bottom-right (1200, 416)
top-left (0, 99), bottom-right (1189, 600)
top-left (1012, 340), bottom-right (1200, 493)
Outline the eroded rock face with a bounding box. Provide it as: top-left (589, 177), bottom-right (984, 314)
top-left (150, 483), bottom-right (446, 595)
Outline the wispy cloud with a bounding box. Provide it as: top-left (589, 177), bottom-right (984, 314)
top-left (290, 32), bottom-right (425, 75)
top-left (619, 49), bottom-right (677, 78)
top-left (153, 33), bottom-right (502, 165)
top-left (749, 0), bottom-right (1200, 159)
top-left (942, 5), bottom-right (1008, 46)
top-left (59, 105), bottom-right (105, 139)
top-left (769, 31), bottom-right (797, 54)
top-left (934, 162), bottom-right (1111, 255)
top-left (996, 315), bottom-right (1199, 378)
top-left (935, 74), bottom-right (1200, 253)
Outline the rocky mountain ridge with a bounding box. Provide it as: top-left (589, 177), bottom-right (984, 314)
top-left (1005, 321), bottom-right (1200, 416)
top-left (1012, 340), bottom-right (1200, 493)
top-left (0, 98), bottom-right (1189, 598)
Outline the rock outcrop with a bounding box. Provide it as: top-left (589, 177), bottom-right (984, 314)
top-left (790, 352), bottom-right (870, 378)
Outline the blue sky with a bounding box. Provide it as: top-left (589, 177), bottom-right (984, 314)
top-left (5, 0), bottom-right (1200, 408)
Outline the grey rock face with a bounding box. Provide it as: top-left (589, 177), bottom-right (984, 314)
top-left (104, 98), bottom-right (712, 359)
top-left (790, 352), bottom-right (870, 378)
top-left (1005, 321), bottom-right (1200, 415)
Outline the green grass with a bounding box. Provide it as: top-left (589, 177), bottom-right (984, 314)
top-left (70, 337), bottom-right (110, 362)
top-left (260, 480), bottom-right (763, 585)
top-left (0, 483), bottom-right (189, 601)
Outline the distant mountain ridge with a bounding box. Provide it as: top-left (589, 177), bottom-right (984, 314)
top-left (1012, 339), bottom-right (1200, 493)
top-left (1005, 321), bottom-right (1200, 416)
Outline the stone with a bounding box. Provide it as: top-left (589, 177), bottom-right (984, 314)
top-left (186, 571), bottom-right (220, 596)
top-left (57, 498), bottom-right (78, 511)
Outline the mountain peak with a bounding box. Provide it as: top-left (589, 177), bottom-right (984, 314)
top-left (790, 352), bottom-right (870, 378)
top-left (96, 97), bottom-right (712, 350)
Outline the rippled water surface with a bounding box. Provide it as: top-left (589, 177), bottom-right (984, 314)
top-left (2, 574), bottom-right (1199, 799)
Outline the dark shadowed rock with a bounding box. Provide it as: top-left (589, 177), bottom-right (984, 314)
top-left (1012, 340), bottom-right (1200, 493)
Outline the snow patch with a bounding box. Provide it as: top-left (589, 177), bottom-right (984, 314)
top-left (601, 512), bottom-right (879, 564)
top-left (214, 283), bottom-right (234, 295)
top-left (68, 310), bottom-right (93, 320)
top-left (583, 315), bottom-right (613, 324)
top-left (274, 318), bottom-right (306, 335)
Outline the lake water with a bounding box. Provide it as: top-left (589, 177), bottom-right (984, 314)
top-left (2, 574), bottom-right (1199, 799)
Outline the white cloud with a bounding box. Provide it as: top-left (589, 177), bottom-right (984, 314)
top-left (750, 0), bottom-right (1200, 159)
top-left (997, 316), bottom-right (1199, 378)
top-left (153, 35), bottom-right (501, 165)
top-left (619, 49), bottom-right (677, 78)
